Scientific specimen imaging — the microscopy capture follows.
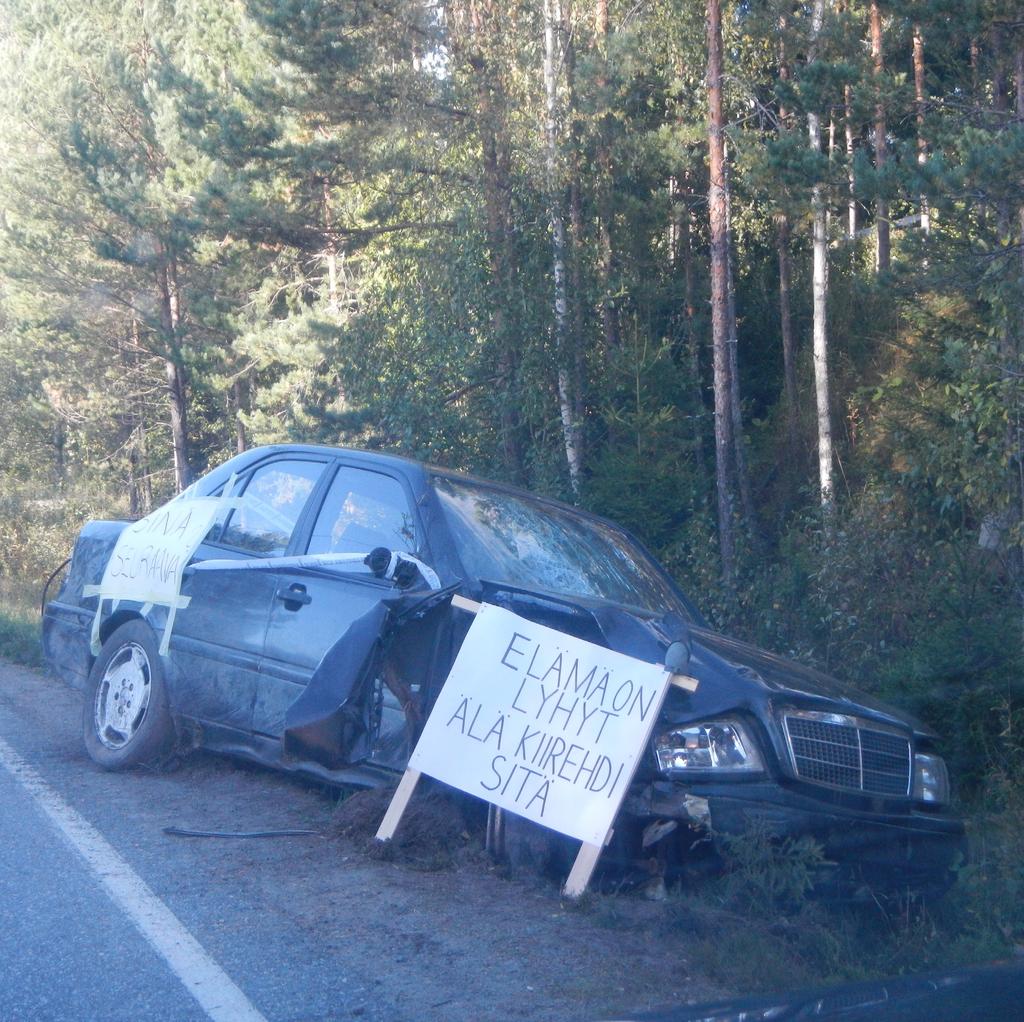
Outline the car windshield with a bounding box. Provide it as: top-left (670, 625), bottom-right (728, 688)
top-left (433, 476), bottom-right (692, 618)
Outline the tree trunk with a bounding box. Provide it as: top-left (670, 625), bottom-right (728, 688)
top-left (844, 83), bottom-right (857, 238)
top-left (776, 21), bottom-right (800, 459)
top-left (543, 0), bottom-right (582, 493)
top-left (231, 377), bottom-right (249, 454)
top-left (870, 0), bottom-right (890, 271)
top-left (563, 0), bottom-right (587, 434)
top-left (1010, 45), bottom-right (1024, 631)
top-left (125, 318), bottom-right (152, 513)
top-left (1017, 46), bottom-right (1024, 273)
top-left (677, 184), bottom-right (706, 470)
top-left (834, 1), bottom-right (856, 239)
top-left (594, 0), bottom-right (619, 353)
top-left (706, 0), bottom-right (736, 580)
top-left (777, 216), bottom-right (799, 456)
top-left (156, 259), bottom-right (191, 492)
top-left (724, 148), bottom-right (753, 534)
top-left (808, 0), bottom-right (833, 504)
top-left (323, 178), bottom-right (341, 316)
top-left (163, 357), bottom-right (190, 493)
top-left (53, 418), bottom-right (66, 492)
top-left (913, 24), bottom-right (929, 233)
top-left (461, 1), bottom-right (526, 482)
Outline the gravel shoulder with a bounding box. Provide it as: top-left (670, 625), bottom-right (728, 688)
top-left (0, 658), bottom-right (720, 1022)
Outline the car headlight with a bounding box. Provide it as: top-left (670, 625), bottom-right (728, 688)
top-left (912, 752), bottom-right (950, 804)
top-left (654, 719), bottom-right (764, 773)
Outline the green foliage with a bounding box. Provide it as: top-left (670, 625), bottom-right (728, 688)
top-left (717, 817), bottom-right (829, 916)
top-left (956, 749), bottom-right (1024, 948)
top-left (0, 481), bottom-right (124, 586)
top-left (673, 898), bottom-right (854, 993)
top-left (0, 583), bottom-right (43, 669)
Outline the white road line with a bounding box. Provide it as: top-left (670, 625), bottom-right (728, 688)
top-left (0, 736), bottom-right (268, 1022)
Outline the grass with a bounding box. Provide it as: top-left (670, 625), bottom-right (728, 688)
top-left (650, 812), bottom-right (1023, 997)
top-left (0, 578), bottom-right (43, 667)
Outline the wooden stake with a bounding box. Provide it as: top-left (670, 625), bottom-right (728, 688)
top-left (562, 828), bottom-right (614, 899)
top-left (374, 768), bottom-right (421, 842)
top-left (670, 673), bottom-right (700, 693)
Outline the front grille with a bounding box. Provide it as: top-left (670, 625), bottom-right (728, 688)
top-left (783, 713), bottom-right (911, 797)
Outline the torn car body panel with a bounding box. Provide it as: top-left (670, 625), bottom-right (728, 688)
top-left (43, 444), bottom-right (965, 894)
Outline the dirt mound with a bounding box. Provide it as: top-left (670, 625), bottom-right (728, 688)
top-left (331, 784), bottom-right (481, 869)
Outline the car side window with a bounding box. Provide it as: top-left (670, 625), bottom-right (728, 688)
top-left (208, 459), bottom-right (326, 556)
top-left (307, 467), bottom-right (416, 556)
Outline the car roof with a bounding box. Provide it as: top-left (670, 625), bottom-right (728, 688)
top-left (195, 443), bottom-right (706, 626)
top-left (213, 444), bottom-right (608, 525)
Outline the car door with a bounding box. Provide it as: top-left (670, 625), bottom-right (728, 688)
top-left (254, 462), bottom-right (423, 742)
top-left (169, 455), bottom-right (330, 732)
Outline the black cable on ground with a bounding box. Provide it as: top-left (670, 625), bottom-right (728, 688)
top-left (163, 826), bottom-right (319, 839)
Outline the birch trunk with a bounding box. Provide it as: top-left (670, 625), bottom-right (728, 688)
top-left (322, 178), bottom-right (342, 318)
top-left (706, 0), bottom-right (736, 579)
top-left (870, 0), bottom-right (890, 271)
top-left (844, 83), bottom-right (857, 238)
top-left (808, 0), bottom-right (833, 504)
top-left (913, 25), bottom-right (930, 233)
top-left (543, 0), bottom-right (582, 493)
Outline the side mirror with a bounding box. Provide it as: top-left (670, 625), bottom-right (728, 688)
top-left (665, 638), bottom-right (691, 675)
top-left (364, 547), bottom-right (393, 578)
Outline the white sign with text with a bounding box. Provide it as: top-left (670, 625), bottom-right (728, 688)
top-left (409, 603), bottom-right (671, 845)
top-left (84, 486), bottom-right (237, 655)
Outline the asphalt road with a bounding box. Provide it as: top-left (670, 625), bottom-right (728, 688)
top-left (0, 758), bottom-right (206, 1021)
top-left (0, 662), bottom-right (389, 1022)
top-left (0, 659), bottom-right (706, 1022)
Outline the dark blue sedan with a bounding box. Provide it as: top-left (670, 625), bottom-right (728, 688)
top-left (43, 444), bottom-right (964, 892)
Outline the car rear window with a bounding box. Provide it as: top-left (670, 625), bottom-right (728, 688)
top-left (208, 459), bottom-right (326, 555)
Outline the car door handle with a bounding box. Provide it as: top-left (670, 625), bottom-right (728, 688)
top-left (275, 584), bottom-right (312, 608)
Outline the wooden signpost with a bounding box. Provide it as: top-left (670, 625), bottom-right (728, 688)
top-left (375, 596), bottom-right (699, 898)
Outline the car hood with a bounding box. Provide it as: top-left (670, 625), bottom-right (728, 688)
top-left (475, 582), bottom-right (928, 737)
top-left (685, 627), bottom-right (929, 736)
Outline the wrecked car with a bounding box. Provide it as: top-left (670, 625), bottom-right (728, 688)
top-left (43, 444), bottom-right (964, 893)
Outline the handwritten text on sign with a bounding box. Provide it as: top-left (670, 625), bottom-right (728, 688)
top-left (93, 499), bottom-right (223, 605)
top-left (83, 491), bottom-right (233, 655)
top-left (409, 604), bottom-right (671, 845)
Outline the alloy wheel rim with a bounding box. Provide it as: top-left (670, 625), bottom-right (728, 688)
top-left (94, 641), bottom-right (152, 750)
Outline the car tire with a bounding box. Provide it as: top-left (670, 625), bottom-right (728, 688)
top-left (83, 620), bottom-right (175, 769)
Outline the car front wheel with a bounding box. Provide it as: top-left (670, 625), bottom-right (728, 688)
top-left (83, 621), bottom-right (175, 769)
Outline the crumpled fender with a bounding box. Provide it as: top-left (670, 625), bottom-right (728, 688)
top-left (281, 586), bottom-right (461, 770)
top-left (282, 600), bottom-right (391, 767)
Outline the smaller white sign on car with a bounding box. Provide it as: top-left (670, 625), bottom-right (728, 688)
top-left (83, 482), bottom-right (239, 655)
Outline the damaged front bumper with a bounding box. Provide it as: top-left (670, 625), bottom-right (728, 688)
top-left (622, 779), bottom-right (967, 895)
